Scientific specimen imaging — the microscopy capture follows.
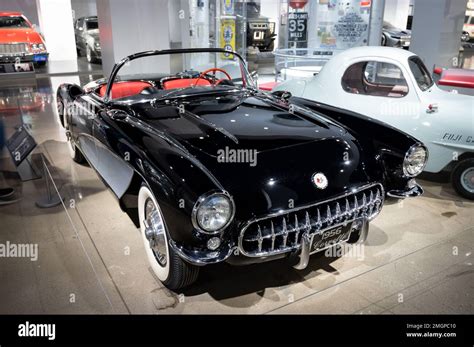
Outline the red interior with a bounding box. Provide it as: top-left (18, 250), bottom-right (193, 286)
top-left (98, 81), bottom-right (152, 99)
top-left (162, 78), bottom-right (211, 90)
top-left (258, 81), bottom-right (278, 91)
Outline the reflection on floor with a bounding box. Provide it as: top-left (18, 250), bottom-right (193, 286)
top-left (0, 73), bottom-right (473, 314)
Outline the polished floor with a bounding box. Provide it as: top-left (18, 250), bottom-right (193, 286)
top-left (0, 70), bottom-right (473, 314)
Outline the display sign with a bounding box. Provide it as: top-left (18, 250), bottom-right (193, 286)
top-left (315, 0), bottom-right (370, 50)
top-left (5, 125), bottom-right (37, 166)
top-left (222, 0), bottom-right (234, 15)
top-left (288, 12), bottom-right (308, 42)
top-left (220, 19), bottom-right (236, 60)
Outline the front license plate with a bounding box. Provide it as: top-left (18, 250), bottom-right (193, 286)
top-left (310, 223), bottom-right (353, 254)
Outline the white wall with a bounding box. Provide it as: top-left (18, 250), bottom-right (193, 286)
top-left (0, 0), bottom-right (39, 26)
top-left (410, 0), bottom-right (468, 69)
top-left (97, 0), bottom-right (171, 76)
top-left (260, 0), bottom-right (280, 41)
top-left (71, 0), bottom-right (97, 21)
top-left (384, 0), bottom-right (410, 29)
top-left (36, 0), bottom-right (77, 61)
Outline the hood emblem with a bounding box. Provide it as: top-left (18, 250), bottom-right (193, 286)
top-left (312, 173), bottom-right (328, 189)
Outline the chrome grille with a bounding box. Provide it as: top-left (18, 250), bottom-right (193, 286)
top-left (0, 43), bottom-right (28, 55)
top-left (238, 183), bottom-right (384, 257)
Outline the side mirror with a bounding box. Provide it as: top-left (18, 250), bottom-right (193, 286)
top-left (271, 90), bottom-right (292, 102)
top-left (250, 70), bottom-right (259, 89)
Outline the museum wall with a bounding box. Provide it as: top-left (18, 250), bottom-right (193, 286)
top-left (71, 0), bottom-right (97, 21)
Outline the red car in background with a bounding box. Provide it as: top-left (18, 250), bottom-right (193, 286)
top-left (0, 12), bottom-right (48, 66)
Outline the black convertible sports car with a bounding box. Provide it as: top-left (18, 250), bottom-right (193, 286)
top-left (57, 48), bottom-right (427, 290)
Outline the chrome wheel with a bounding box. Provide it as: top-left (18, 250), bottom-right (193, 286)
top-left (144, 198), bottom-right (168, 267)
top-left (460, 167), bottom-right (474, 194)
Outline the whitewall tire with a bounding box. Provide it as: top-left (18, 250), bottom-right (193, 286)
top-left (138, 185), bottom-right (199, 290)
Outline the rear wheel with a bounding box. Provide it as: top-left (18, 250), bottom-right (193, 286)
top-left (451, 159), bottom-right (474, 200)
top-left (138, 185), bottom-right (199, 290)
top-left (56, 95), bottom-right (85, 163)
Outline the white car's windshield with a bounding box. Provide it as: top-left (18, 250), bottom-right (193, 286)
top-left (105, 50), bottom-right (254, 101)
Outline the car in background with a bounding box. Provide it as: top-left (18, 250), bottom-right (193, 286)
top-left (0, 12), bottom-right (48, 66)
top-left (57, 48), bottom-right (425, 290)
top-left (382, 21), bottom-right (411, 49)
top-left (273, 46), bottom-right (474, 200)
top-left (74, 16), bottom-right (101, 63)
top-left (463, 13), bottom-right (474, 42)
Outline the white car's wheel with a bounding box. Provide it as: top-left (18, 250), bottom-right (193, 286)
top-left (138, 185), bottom-right (199, 290)
top-left (452, 159), bottom-right (474, 200)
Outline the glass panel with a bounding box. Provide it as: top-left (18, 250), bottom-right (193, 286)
top-left (408, 56), bottom-right (434, 91)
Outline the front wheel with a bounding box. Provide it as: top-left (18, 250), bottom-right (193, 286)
top-left (138, 185), bottom-right (199, 290)
top-left (451, 159), bottom-right (474, 200)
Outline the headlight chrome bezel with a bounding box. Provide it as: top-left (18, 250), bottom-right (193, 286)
top-left (192, 191), bottom-right (235, 234)
top-left (403, 144), bottom-right (428, 177)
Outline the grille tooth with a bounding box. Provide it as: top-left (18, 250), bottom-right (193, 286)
top-left (326, 205), bottom-right (333, 226)
top-left (239, 184), bottom-right (384, 257)
top-left (368, 191), bottom-right (375, 215)
top-left (257, 224), bottom-right (263, 252)
top-left (294, 214), bottom-right (301, 245)
top-left (304, 211), bottom-right (311, 232)
top-left (335, 202), bottom-right (342, 223)
top-left (362, 193), bottom-right (368, 216)
top-left (270, 221), bottom-right (276, 251)
top-left (315, 208), bottom-right (322, 231)
top-left (353, 195), bottom-right (359, 217)
top-left (282, 217), bottom-right (288, 247)
top-left (375, 189), bottom-right (381, 209)
top-left (345, 198), bottom-right (351, 220)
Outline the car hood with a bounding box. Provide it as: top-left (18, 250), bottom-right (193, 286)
top-left (383, 27), bottom-right (411, 37)
top-left (134, 92), bottom-right (373, 219)
top-left (0, 28), bottom-right (44, 44)
top-left (86, 29), bottom-right (99, 39)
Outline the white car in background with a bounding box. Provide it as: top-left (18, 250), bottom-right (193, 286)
top-left (273, 47), bottom-right (474, 200)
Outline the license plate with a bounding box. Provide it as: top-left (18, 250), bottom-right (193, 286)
top-left (310, 222), bottom-right (353, 253)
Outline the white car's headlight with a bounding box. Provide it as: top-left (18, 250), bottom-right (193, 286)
top-left (403, 144), bottom-right (428, 177)
top-left (192, 192), bottom-right (234, 233)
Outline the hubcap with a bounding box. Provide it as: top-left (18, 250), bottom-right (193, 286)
top-left (144, 198), bottom-right (168, 266)
top-left (460, 167), bottom-right (474, 193)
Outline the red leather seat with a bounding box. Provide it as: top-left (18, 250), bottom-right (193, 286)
top-left (98, 81), bottom-right (152, 99)
top-left (162, 78), bottom-right (211, 90)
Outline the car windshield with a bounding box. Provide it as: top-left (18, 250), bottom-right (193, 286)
top-left (383, 21), bottom-right (397, 30)
top-left (408, 56), bottom-right (434, 91)
top-left (0, 16), bottom-right (30, 28)
top-left (106, 50), bottom-right (255, 101)
top-left (85, 20), bottom-right (98, 30)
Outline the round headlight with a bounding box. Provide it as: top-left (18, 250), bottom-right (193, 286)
top-left (193, 192), bottom-right (234, 233)
top-left (403, 145), bottom-right (428, 177)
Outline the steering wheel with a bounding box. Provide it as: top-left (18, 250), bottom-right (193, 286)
top-left (193, 68), bottom-right (232, 87)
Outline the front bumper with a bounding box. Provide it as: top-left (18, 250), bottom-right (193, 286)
top-left (172, 183), bottom-right (384, 269)
top-left (387, 180), bottom-right (423, 198)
